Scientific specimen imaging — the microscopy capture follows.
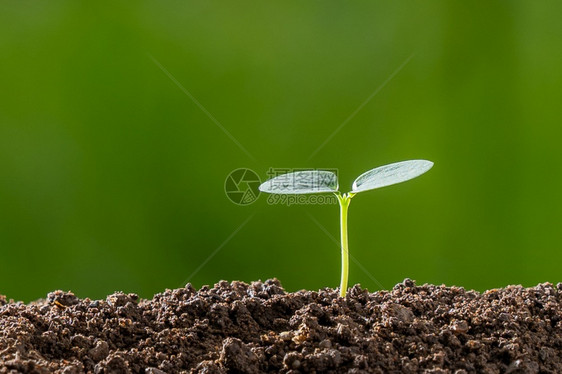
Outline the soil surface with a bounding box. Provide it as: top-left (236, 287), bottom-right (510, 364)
top-left (1, 279), bottom-right (562, 374)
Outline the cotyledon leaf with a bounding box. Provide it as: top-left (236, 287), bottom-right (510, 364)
top-left (259, 170), bottom-right (339, 195)
top-left (351, 160), bottom-right (433, 193)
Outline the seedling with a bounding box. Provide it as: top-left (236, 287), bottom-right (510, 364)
top-left (259, 160), bottom-right (433, 297)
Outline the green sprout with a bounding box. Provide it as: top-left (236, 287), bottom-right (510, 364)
top-left (259, 160), bottom-right (434, 297)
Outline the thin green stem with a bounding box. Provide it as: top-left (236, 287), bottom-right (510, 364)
top-left (336, 193), bottom-right (353, 297)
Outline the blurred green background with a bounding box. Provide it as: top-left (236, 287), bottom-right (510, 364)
top-left (1, 1), bottom-right (561, 301)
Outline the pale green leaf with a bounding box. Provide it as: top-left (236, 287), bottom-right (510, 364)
top-left (351, 160), bottom-right (433, 193)
top-left (259, 170), bottom-right (339, 195)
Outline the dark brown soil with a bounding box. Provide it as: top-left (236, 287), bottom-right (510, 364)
top-left (1, 279), bottom-right (562, 374)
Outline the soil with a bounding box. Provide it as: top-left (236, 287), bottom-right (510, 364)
top-left (1, 279), bottom-right (562, 374)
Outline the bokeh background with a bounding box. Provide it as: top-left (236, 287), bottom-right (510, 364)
top-left (1, 1), bottom-right (561, 301)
